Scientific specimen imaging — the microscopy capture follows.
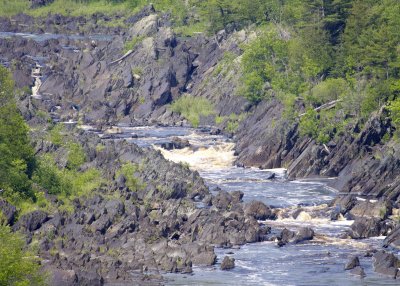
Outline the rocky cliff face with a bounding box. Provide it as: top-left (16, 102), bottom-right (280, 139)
top-left (0, 10), bottom-right (248, 128)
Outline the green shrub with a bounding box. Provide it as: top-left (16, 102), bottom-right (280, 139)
top-left (66, 143), bottom-right (86, 170)
top-left (116, 163), bottom-right (144, 192)
top-left (32, 155), bottom-right (71, 196)
top-left (49, 124), bottom-right (64, 147)
top-left (299, 108), bottom-right (319, 139)
top-left (0, 66), bottom-right (34, 199)
top-left (388, 98), bottom-right (400, 131)
top-left (33, 155), bottom-right (101, 197)
top-left (306, 78), bottom-right (349, 106)
top-left (0, 225), bottom-right (47, 286)
top-left (170, 94), bottom-right (215, 127)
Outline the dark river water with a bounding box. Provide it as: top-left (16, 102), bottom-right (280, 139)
top-left (95, 125), bottom-right (398, 286)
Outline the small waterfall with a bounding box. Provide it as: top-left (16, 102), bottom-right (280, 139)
top-left (31, 63), bottom-right (42, 99)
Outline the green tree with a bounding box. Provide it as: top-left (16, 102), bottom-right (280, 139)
top-left (0, 225), bottom-right (46, 285)
top-left (0, 66), bottom-right (34, 198)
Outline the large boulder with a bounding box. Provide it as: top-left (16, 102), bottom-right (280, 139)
top-left (383, 225), bottom-right (400, 249)
top-left (220, 256), bottom-right (235, 270)
top-left (293, 227), bottom-right (314, 243)
top-left (160, 137), bottom-right (190, 150)
top-left (349, 199), bottom-right (391, 219)
top-left (278, 227), bottom-right (314, 246)
top-left (344, 256), bottom-right (360, 270)
top-left (348, 217), bottom-right (395, 239)
top-left (373, 250), bottom-right (400, 278)
top-left (125, 5), bottom-right (156, 24)
top-left (244, 200), bottom-right (275, 220)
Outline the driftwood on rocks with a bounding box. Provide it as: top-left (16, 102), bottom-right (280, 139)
top-left (109, 50), bottom-right (134, 66)
top-left (299, 99), bottom-right (342, 117)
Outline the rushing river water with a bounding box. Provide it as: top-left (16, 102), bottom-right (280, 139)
top-left (0, 31), bottom-right (114, 42)
top-left (98, 125), bottom-right (398, 286)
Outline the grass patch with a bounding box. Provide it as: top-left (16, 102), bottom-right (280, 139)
top-left (170, 94), bottom-right (215, 127)
top-left (174, 21), bottom-right (207, 37)
top-left (123, 35), bottom-right (145, 54)
top-left (0, 0), bottom-right (29, 17)
top-left (28, 0), bottom-right (143, 17)
top-left (0, 0), bottom-right (145, 17)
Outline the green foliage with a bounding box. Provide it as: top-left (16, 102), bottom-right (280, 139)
top-left (170, 95), bottom-right (215, 127)
top-left (388, 98), bottom-right (400, 133)
top-left (28, 0), bottom-right (144, 17)
top-left (0, 0), bottom-right (29, 17)
top-left (0, 66), bottom-right (34, 198)
top-left (0, 225), bottom-right (47, 286)
top-left (236, 0), bottom-right (399, 144)
top-left (49, 124), bottom-right (64, 147)
top-left (299, 108), bottom-right (344, 144)
top-left (67, 143), bottom-right (86, 170)
top-left (32, 155), bottom-right (71, 196)
top-left (33, 155), bottom-right (102, 198)
top-left (299, 109), bottom-right (319, 139)
top-left (240, 23), bottom-right (332, 103)
top-left (307, 78), bottom-right (349, 106)
top-left (116, 163), bottom-right (144, 192)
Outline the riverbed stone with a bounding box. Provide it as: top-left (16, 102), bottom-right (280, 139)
top-left (244, 200), bottom-right (274, 220)
top-left (220, 256), bottom-right (235, 270)
top-left (373, 250), bottom-right (399, 278)
top-left (350, 266), bottom-right (366, 277)
top-left (344, 256), bottom-right (360, 270)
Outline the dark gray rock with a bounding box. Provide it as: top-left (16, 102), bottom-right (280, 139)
top-left (293, 227), bottom-right (314, 244)
top-left (345, 256), bottom-right (360, 270)
top-left (277, 228), bottom-right (296, 247)
top-left (244, 200), bottom-right (274, 220)
top-left (191, 251), bottom-right (217, 266)
top-left (212, 190), bottom-right (233, 210)
top-left (384, 225), bottom-right (400, 249)
top-left (160, 137), bottom-right (190, 150)
top-left (125, 5), bottom-right (156, 24)
top-left (348, 217), bottom-right (394, 239)
top-left (278, 227), bottom-right (314, 246)
top-left (349, 217), bottom-right (380, 239)
top-left (220, 256), bottom-right (235, 270)
top-left (30, 0), bottom-right (54, 8)
top-left (373, 250), bottom-right (399, 278)
top-left (0, 198), bottom-right (17, 225)
top-left (13, 210), bottom-right (49, 232)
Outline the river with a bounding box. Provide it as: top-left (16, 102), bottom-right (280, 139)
top-left (2, 29), bottom-right (396, 286)
top-left (97, 125), bottom-right (397, 286)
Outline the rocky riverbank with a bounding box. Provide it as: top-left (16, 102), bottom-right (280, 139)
top-left (1, 3), bottom-right (400, 284)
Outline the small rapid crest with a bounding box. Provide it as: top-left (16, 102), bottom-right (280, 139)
top-left (155, 142), bottom-right (235, 171)
top-left (153, 130), bottom-right (236, 171)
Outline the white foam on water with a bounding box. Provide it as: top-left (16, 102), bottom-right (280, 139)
top-left (155, 142), bottom-right (235, 171)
